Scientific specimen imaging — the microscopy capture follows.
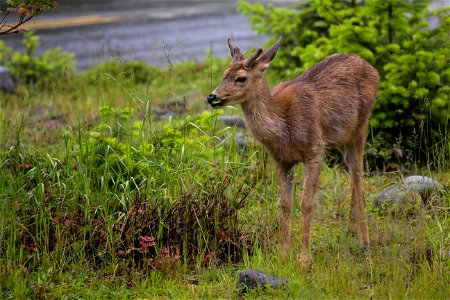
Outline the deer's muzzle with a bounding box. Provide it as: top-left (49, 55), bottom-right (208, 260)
top-left (207, 94), bottom-right (223, 108)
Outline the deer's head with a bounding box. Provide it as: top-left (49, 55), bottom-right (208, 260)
top-left (207, 37), bottom-right (283, 109)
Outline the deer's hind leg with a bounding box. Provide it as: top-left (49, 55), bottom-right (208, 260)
top-left (298, 155), bottom-right (322, 267)
top-left (342, 129), bottom-right (370, 251)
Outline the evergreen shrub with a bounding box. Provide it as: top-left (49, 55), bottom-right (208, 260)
top-left (239, 0), bottom-right (449, 168)
top-left (0, 31), bottom-right (75, 86)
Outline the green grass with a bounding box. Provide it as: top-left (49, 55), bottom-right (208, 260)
top-left (0, 58), bottom-right (449, 299)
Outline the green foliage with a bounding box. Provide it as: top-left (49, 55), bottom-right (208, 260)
top-left (81, 60), bottom-right (162, 85)
top-left (1, 133), bottom-right (449, 298)
top-left (0, 18), bottom-right (448, 296)
top-left (239, 0), bottom-right (450, 168)
top-left (0, 90), bottom-right (449, 298)
top-left (5, 0), bottom-right (57, 15)
top-left (0, 31), bottom-right (75, 86)
top-left (0, 102), bottom-right (264, 298)
top-left (81, 105), bottom-right (222, 192)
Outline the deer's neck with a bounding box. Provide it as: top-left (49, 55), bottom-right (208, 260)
top-left (240, 81), bottom-right (285, 143)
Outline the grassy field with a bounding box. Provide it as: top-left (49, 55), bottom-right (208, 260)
top-left (0, 58), bottom-right (449, 299)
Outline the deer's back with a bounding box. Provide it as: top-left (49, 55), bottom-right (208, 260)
top-left (273, 53), bottom-right (379, 150)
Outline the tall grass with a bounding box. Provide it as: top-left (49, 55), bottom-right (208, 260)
top-left (0, 58), bottom-right (449, 298)
top-left (0, 58), bottom-right (275, 298)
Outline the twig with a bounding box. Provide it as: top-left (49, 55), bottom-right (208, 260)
top-left (0, 11), bottom-right (11, 28)
top-left (0, 15), bottom-right (33, 35)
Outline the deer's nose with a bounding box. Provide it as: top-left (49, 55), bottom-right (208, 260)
top-left (207, 94), bottom-right (217, 104)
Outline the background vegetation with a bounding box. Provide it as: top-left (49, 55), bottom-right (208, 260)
top-left (0, 0), bottom-right (449, 298)
top-left (0, 31), bottom-right (74, 86)
top-left (239, 0), bottom-right (450, 169)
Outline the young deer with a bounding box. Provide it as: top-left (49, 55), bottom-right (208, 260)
top-left (207, 37), bottom-right (379, 266)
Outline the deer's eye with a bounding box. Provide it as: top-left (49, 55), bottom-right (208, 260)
top-left (235, 77), bottom-right (247, 84)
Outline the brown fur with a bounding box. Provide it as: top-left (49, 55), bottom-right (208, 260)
top-left (208, 37), bottom-right (379, 266)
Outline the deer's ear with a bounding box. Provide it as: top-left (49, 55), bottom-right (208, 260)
top-left (255, 36), bottom-right (283, 72)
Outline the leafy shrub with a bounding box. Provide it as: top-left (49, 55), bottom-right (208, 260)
top-left (0, 31), bottom-right (75, 86)
top-left (81, 105), bottom-right (222, 192)
top-left (0, 105), bottom-right (260, 275)
top-left (239, 0), bottom-right (450, 168)
top-left (81, 59), bottom-right (162, 85)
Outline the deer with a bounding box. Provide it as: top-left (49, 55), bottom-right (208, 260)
top-left (207, 37), bottom-right (379, 266)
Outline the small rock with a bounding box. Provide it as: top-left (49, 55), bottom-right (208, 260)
top-left (237, 269), bottom-right (287, 293)
top-left (153, 101), bottom-right (186, 121)
top-left (375, 175), bottom-right (445, 207)
top-left (223, 131), bottom-right (248, 151)
top-left (152, 110), bottom-right (175, 121)
top-left (162, 101), bottom-right (186, 114)
top-left (0, 66), bottom-right (16, 94)
top-left (218, 115), bottom-right (246, 129)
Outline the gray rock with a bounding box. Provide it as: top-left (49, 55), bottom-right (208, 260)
top-left (375, 176), bottom-right (445, 207)
top-left (152, 110), bottom-right (175, 121)
top-left (223, 131), bottom-right (248, 151)
top-left (152, 101), bottom-right (187, 121)
top-left (217, 115), bottom-right (246, 129)
top-left (161, 101), bottom-right (186, 114)
top-left (0, 66), bottom-right (16, 94)
top-left (237, 269), bottom-right (287, 294)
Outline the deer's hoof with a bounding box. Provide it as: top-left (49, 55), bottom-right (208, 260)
top-left (298, 254), bottom-right (311, 269)
top-left (347, 223), bottom-right (357, 237)
top-left (360, 247), bottom-right (371, 262)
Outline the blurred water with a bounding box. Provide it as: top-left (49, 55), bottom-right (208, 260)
top-left (1, 0), bottom-right (447, 70)
top-left (1, 0), bottom-right (273, 70)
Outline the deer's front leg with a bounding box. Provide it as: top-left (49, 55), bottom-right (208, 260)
top-left (299, 156), bottom-right (321, 267)
top-left (275, 162), bottom-right (293, 260)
